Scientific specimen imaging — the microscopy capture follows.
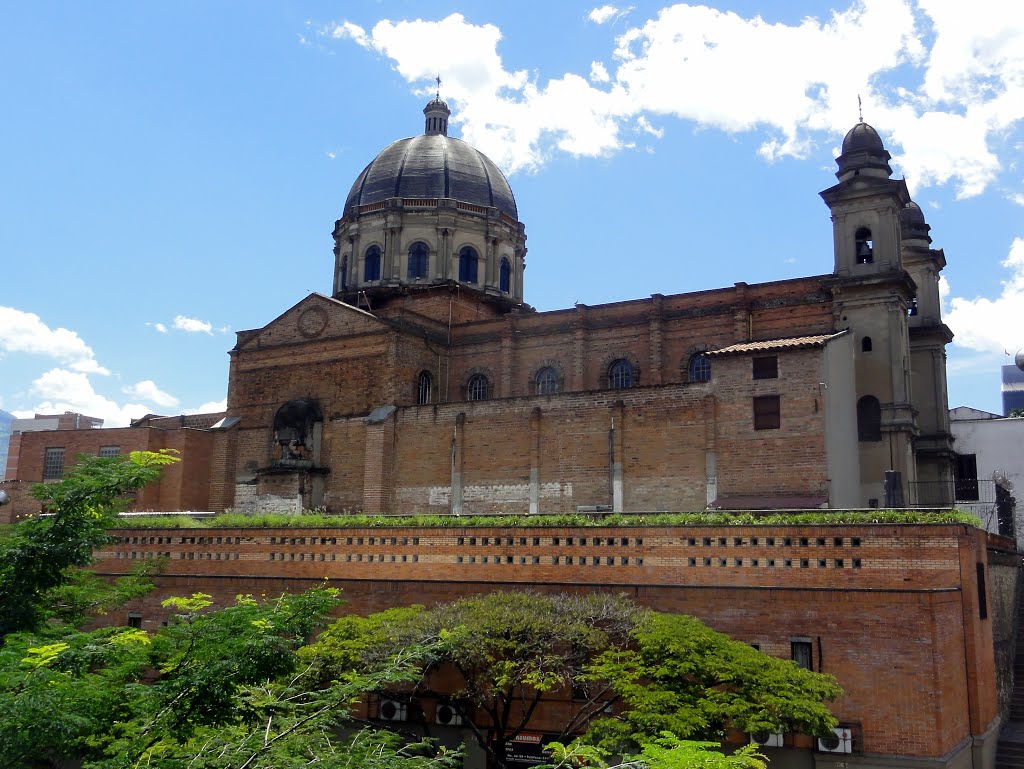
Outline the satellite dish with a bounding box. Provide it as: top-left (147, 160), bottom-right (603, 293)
top-left (1016, 348), bottom-right (1024, 372)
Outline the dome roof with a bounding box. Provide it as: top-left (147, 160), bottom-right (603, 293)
top-left (842, 122), bottom-right (885, 154)
top-left (344, 133), bottom-right (518, 220)
top-left (900, 201), bottom-right (931, 242)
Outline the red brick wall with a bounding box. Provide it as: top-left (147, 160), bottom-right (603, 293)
top-left (93, 523), bottom-right (996, 760)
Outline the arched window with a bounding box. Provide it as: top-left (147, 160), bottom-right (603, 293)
top-left (499, 258), bottom-right (511, 293)
top-left (408, 242), bottom-right (429, 280)
top-left (687, 353), bottom-right (711, 382)
top-left (862, 336), bottom-right (873, 352)
top-left (855, 227), bottom-right (874, 264)
top-left (608, 359), bottom-right (635, 389)
top-left (459, 246), bottom-right (479, 284)
top-left (364, 245), bottom-right (382, 282)
top-left (857, 395), bottom-right (882, 442)
top-left (467, 373), bottom-right (489, 401)
top-left (417, 371), bottom-right (433, 405)
top-left (340, 255), bottom-right (349, 291)
top-left (535, 367), bottom-right (559, 395)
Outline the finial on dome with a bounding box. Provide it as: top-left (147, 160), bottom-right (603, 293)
top-left (423, 77), bottom-right (450, 136)
top-left (858, 94), bottom-right (863, 123)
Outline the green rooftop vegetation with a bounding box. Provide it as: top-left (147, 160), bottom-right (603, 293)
top-left (111, 509), bottom-right (982, 530)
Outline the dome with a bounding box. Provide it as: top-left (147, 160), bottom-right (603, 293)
top-left (344, 134), bottom-right (518, 220)
top-left (900, 201), bottom-right (931, 242)
top-left (842, 122), bottom-right (885, 154)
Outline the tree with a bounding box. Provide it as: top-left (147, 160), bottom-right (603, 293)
top-left (1010, 407), bottom-right (1024, 418)
top-left (0, 450), bottom-right (179, 640)
top-left (309, 591), bottom-right (841, 769)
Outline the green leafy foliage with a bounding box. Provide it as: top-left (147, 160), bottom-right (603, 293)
top-left (542, 733), bottom-right (768, 769)
top-left (0, 450), bottom-right (179, 640)
top-left (114, 508), bottom-right (981, 530)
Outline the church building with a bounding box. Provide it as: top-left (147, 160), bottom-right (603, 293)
top-left (210, 97), bottom-right (955, 517)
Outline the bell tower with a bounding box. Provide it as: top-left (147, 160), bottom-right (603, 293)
top-left (821, 122), bottom-right (918, 507)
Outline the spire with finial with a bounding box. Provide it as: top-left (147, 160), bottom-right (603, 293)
top-left (858, 94), bottom-right (863, 123)
top-left (423, 75), bottom-right (450, 136)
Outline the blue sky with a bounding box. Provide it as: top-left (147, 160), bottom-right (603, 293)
top-left (1, 1), bottom-right (1022, 425)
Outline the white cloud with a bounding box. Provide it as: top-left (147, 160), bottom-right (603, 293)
top-left (326, 151), bottom-right (337, 159)
top-left (946, 238), bottom-right (1024, 355)
top-left (122, 380), bottom-right (180, 409)
top-left (147, 321), bottom-right (168, 333)
top-left (26, 368), bottom-right (151, 428)
top-left (0, 306), bottom-right (110, 375)
top-left (186, 398), bottom-right (227, 415)
top-left (327, 2), bottom-right (1024, 198)
top-left (172, 315), bottom-right (213, 335)
top-left (589, 5), bottom-right (632, 25)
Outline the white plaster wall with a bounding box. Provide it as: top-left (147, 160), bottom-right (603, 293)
top-left (949, 416), bottom-right (1024, 545)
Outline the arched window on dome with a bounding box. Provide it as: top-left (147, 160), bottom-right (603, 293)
top-left (467, 373), bottom-right (490, 401)
top-left (499, 258), bottom-right (511, 293)
top-left (340, 255), bottom-right (349, 291)
top-left (687, 353), bottom-right (711, 383)
top-left (857, 395), bottom-right (882, 442)
top-left (408, 242), bottom-right (429, 280)
top-left (855, 227), bottom-right (874, 264)
top-left (459, 247), bottom-right (479, 284)
top-left (364, 245), bottom-right (382, 282)
top-left (608, 359), bottom-right (635, 389)
top-left (535, 367), bottom-right (559, 395)
top-left (417, 371), bottom-right (433, 405)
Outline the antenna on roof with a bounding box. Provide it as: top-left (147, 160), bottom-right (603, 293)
top-left (858, 94), bottom-right (863, 123)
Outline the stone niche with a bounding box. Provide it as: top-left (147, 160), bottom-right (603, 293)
top-left (254, 398), bottom-right (328, 511)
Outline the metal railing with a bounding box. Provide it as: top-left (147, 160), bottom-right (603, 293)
top-left (909, 479), bottom-right (996, 507)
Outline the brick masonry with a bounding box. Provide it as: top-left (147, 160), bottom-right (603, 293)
top-left (93, 522), bottom-right (1004, 763)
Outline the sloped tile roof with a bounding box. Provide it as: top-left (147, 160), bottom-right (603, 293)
top-left (707, 331), bottom-right (846, 357)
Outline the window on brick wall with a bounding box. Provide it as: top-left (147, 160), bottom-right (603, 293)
top-left (127, 614), bottom-right (143, 629)
top-left (99, 445), bottom-right (120, 458)
top-left (43, 447), bottom-right (65, 480)
top-left (752, 356), bottom-right (778, 379)
top-left (791, 640), bottom-right (813, 670)
top-left (687, 352), bottom-right (711, 382)
top-left (417, 371), bottom-right (433, 405)
top-left (753, 396), bottom-right (781, 430)
top-left (467, 374), bottom-right (490, 401)
top-left (535, 367), bottom-right (559, 395)
top-left (608, 359), bottom-right (635, 389)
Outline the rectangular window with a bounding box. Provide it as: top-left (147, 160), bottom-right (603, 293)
top-left (127, 614), bottom-right (143, 629)
top-left (955, 453), bottom-right (980, 501)
top-left (43, 447), bottom-right (65, 480)
top-left (752, 356), bottom-right (778, 379)
top-left (98, 445), bottom-right (120, 458)
top-left (753, 396), bottom-right (781, 430)
top-left (791, 640), bottom-right (813, 670)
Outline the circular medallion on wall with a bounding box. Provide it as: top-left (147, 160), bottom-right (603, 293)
top-left (297, 307), bottom-right (329, 339)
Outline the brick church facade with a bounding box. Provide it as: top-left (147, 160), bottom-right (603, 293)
top-left (209, 99), bottom-right (954, 518)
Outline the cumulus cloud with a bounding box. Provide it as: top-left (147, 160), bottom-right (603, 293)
top-left (186, 398), bottom-right (227, 415)
top-left (122, 380), bottom-right (180, 409)
top-left (0, 307), bottom-right (110, 375)
top-left (146, 321), bottom-right (168, 333)
top-left (172, 315), bottom-right (213, 334)
top-left (589, 5), bottom-right (632, 25)
top-left (945, 238), bottom-right (1024, 355)
top-left (325, 2), bottom-right (1024, 198)
top-left (26, 368), bottom-right (151, 427)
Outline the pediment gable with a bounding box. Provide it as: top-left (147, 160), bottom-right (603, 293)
top-left (234, 293), bottom-right (389, 351)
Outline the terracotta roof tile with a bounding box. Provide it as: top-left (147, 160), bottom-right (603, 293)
top-left (707, 331), bottom-right (846, 357)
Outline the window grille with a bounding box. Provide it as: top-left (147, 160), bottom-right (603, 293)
top-left (535, 367), bottom-right (559, 395)
top-left (467, 374), bottom-right (489, 401)
top-left (98, 445), bottom-right (120, 458)
top-left (43, 447), bottom-right (65, 480)
top-left (687, 353), bottom-right (711, 382)
top-left (417, 371), bottom-right (433, 405)
top-left (608, 359), bottom-right (635, 389)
